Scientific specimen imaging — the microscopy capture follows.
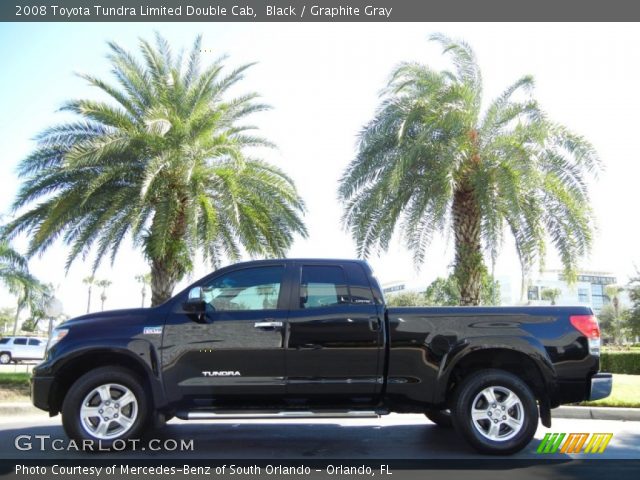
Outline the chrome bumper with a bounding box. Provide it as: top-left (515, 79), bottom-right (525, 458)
top-left (589, 373), bottom-right (613, 401)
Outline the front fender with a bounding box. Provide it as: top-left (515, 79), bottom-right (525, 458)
top-left (34, 338), bottom-right (167, 412)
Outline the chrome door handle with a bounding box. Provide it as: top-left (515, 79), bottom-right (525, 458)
top-left (368, 316), bottom-right (381, 331)
top-left (254, 321), bottom-right (283, 328)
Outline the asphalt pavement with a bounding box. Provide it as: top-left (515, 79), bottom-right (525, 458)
top-left (0, 412), bottom-right (638, 460)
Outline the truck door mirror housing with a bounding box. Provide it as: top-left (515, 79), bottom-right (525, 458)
top-left (182, 298), bottom-right (207, 315)
top-left (188, 286), bottom-right (203, 300)
top-left (182, 286), bottom-right (209, 321)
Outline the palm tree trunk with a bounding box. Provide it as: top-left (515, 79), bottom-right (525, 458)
top-left (452, 187), bottom-right (484, 306)
top-left (150, 259), bottom-right (180, 307)
top-left (86, 286), bottom-right (92, 314)
top-left (12, 304), bottom-right (22, 336)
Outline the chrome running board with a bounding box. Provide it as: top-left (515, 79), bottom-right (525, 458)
top-left (177, 410), bottom-right (383, 420)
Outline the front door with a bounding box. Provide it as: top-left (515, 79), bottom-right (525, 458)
top-left (285, 262), bottom-right (384, 405)
top-left (162, 264), bottom-right (288, 408)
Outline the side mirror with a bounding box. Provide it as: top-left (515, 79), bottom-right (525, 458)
top-left (188, 286), bottom-right (203, 300)
top-left (182, 298), bottom-right (207, 315)
top-left (182, 286), bottom-right (209, 321)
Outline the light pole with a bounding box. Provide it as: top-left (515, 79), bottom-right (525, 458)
top-left (44, 297), bottom-right (63, 337)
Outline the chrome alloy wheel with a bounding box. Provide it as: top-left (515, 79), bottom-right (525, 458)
top-left (79, 383), bottom-right (138, 440)
top-left (470, 386), bottom-right (524, 441)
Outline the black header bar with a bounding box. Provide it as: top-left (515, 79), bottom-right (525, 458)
top-left (3, 0), bottom-right (640, 22)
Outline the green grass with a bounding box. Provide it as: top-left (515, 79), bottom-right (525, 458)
top-left (603, 346), bottom-right (640, 352)
top-left (581, 374), bottom-right (640, 408)
top-left (0, 373), bottom-right (30, 387)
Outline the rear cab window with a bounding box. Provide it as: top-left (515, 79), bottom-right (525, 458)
top-left (344, 263), bottom-right (375, 305)
top-left (300, 265), bottom-right (349, 309)
top-left (298, 262), bottom-right (377, 308)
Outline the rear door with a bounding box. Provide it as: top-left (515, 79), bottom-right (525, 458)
top-left (11, 338), bottom-right (28, 360)
top-left (27, 338), bottom-right (45, 359)
top-left (285, 261), bottom-right (384, 404)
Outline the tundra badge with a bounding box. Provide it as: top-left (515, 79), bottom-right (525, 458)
top-left (202, 371), bottom-right (241, 377)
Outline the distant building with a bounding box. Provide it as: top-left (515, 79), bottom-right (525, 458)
top-left (382, 270), bottom-right (628, 314)
top-left (517, 270), bottom-right (624, 313)
top-left (381, 281), bottom-right (407, 295)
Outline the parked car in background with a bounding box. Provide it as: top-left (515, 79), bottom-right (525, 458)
top-left (0, 336), bottom-right (48, 364)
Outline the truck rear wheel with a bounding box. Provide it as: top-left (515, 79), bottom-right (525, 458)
top-left (451, 369), bottom-right (538, 455)
top-left (62, 367), bottom-right (151, 449)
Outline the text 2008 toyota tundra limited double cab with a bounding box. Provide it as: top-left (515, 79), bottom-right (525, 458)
top-left (31, 259), bottom-right (612, 454)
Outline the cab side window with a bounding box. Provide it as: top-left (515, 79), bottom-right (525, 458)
top-left (346, 264), bottom-right (375, 305)
top-left (28, 339), bottom-right (42, 346)
top-left (201, 266), bottom-right (284, 311)
top-left (13, 338), bottom-right (27, 345)
top-left (300, 266), bottom-right (349, 309)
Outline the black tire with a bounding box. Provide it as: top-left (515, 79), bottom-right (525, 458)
top-left (0, 352), bottom-right (10, 365)
top-left (425, 409), bottom-right (453, 428)
top-left (451, 369), bottom-right (538, 455)
top-left (151, 412), bottom-right (173, 431)
top-left (62, 366), bottom-right (152, 449)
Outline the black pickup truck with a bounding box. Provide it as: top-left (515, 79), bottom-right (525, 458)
top-left (31, 258), bottom-right (611, 454)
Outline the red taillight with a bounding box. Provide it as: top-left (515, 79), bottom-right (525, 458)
top-left (570, 315), bottom-right (600, 339)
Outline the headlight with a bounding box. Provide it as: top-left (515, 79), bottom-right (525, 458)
top-left (46, 328), bottom-right (69, 352)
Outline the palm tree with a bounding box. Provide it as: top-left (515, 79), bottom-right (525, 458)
top-left (135, 273), bottom-right (151, 307)
top-left (339, 34), bottom-right (599, 305)
top-left (4, 34), bottom-right (307, 306)
top-left (541, 287), bottom-right (562, 305)
top-left (0, 239), bottom-right (42, 334)
top-left (21, 283), bottom-right (55, 333)
top-left (605, 285), bottom-right (624, 315)
top-left (0, 307), bottom-right (14, 334)
top-left (96, 279), bottom-right (112, 311)
top-left (82, 275), bottom-right (96, 313)
top-left (0, 239), bottom-right (31, 288)
top-left (605, 284), bottom-right (625, 343)
top-left (10, 281), bottom-right (46, 335)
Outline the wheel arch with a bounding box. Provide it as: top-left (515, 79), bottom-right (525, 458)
top-left (436, 344), bottom-right (555, 408)
top-left (48, 348), bottom-right (166, 415)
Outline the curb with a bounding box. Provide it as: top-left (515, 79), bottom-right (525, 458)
top-left (0, 402), bottom-right (39, 417)
top-left (553, 406), bottom-right (640, 421)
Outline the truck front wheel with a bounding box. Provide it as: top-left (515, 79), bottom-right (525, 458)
top-left (62, 367), bottom-right (151, 448)
top-left (451, 369), bottom-right (538, 455)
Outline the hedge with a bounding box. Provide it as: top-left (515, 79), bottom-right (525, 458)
top-left (600, 352), bottom-right (640, 375)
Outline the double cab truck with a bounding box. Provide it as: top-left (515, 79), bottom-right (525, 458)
top-left (31, 259), bottom-right (612, 454)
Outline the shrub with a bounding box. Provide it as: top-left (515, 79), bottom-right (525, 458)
top-left (600, 352), bottom-right (640, 375)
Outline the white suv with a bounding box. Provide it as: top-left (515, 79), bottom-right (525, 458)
top-left (0, 336), bottom-right (47, 364)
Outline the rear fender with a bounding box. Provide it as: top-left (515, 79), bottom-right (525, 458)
top-left (434, 336), bottom-right (557, 405)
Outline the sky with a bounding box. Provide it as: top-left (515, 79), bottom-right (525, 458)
top-left (0, 22), bottom-right (639, 320)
